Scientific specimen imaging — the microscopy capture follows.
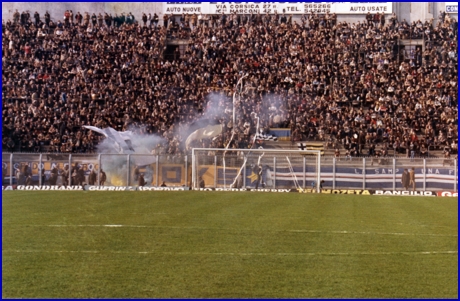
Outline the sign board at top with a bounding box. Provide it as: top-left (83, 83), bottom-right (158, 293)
top-left (445, 2), bottom-right (458, 13)
top-left (164, 2), bottom-right (393, 15)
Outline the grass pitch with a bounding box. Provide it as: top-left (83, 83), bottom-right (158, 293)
top-left (2, 191), bottom-right (458, 298)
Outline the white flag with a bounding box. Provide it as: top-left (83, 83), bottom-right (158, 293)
top-left (83, 125), bottom-right (135, 153)
top-left (185, 124), bottom-right (223, 149)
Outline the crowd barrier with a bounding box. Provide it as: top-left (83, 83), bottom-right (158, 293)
top-left (2, 153), bottom-right (457, 192)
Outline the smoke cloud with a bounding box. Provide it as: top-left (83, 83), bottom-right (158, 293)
top-left (88, 89), bottom-right (286, 186)
top-left (92, 125), bottom-right (166, 186)
top-left (175, 91), bottom-right (232, 150)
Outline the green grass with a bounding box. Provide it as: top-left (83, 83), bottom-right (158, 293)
top-left (2, 191), bottom-right (458, 298)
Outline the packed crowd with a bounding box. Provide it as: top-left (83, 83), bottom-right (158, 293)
top-left (2, 9), bottom-right (458, 158)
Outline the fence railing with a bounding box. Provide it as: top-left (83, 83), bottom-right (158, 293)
top-left (2, 153), bottom-right (457, 191)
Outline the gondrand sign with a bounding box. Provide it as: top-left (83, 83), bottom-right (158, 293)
top-left (164, 2), bottom-right (392, 15)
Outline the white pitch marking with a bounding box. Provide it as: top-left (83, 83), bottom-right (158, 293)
top-left (44, 225), bottom-right (458, 237)
top-left (286, 229), bottom-right (457, 237)
top-left (3, 250), bottom-right (458, 256)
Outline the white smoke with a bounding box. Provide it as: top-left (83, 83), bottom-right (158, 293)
top-left (94, 126), bottom-right (165, 155)
top-left (175, 91), bottom-right (231, 151)
top-left (87, 90), bottom-right (286, 186)
top-left (90, 125), bottom-right (166, 186)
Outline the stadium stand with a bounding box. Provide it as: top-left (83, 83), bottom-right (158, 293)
top-left (2, 9), bottom-right (458, 160)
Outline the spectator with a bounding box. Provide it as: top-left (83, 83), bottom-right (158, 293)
top-left (64, 10), bottom-right (70, 27)
top-left (199, 176), bottom-right (205, 188)
top-left (88, 169), bottom-right (97, 185)
top-left (1, 9), bottom-right (457, 161)
top-left (163, 13), bottom-right (168, 28)
top-left (91, 13), bottom-right (97, 27)
top-left (34, 11), bottom-right (40, 26)
top-left (138, 173), bottom-right (146, 187)
top-left (99, 169), bottom-right (106, 186)
top-left (44, 10), bottom-right (50, 26)
top-left (97, 13), bottom-right (103, 27)
top-left (153, 13), bottom-right (159, 28)
top-left (13, 9), bottom-right (20, 24)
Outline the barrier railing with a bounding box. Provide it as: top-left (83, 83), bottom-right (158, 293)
top-left (2, 153), bottom-right (457, 191)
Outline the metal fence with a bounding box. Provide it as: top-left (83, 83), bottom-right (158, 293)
top-left (2, 153), bottom-right (457, 191)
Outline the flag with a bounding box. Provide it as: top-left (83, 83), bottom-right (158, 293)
top-left (298, 143), bottom-right (307, 150)
top-left (83, 125), bottom-right (156, 165)
top-left (255, 132), bottom-right (278, 141)
top-left (185, 124), bottom-right (223, 149)
top-left (83, 125), bottom-right (135, 153)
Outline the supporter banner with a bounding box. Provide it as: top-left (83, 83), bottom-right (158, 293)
top-left (164, 2), bottom-right (392, 15)
top-left (422, 167), bottom-right (457, 191)
top-left (445, 2), bottom-right (458, 13)
top-left (264, 166), bottom-right (456, 190)
top-left (198, 164), bottom-right (288, 188)
top-left (198, 165), bottom-right (257, 188)
top-left (269, 128), bottom-right (290, 141)
top-left (197, 165), bottom-right (234, 188)
top-left (360, 166), bottom-right (456, 190)
top-left (4, 162), bottom-right (456, 190)
top-left (151, 164), bottom-right (187, 186)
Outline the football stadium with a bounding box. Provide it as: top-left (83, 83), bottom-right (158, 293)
top-left (2, 2), bottom-right (458, 298)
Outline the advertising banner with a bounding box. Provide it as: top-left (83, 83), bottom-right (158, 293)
top-left (445, 2), bottom-right (458, 13)
top-left (164, 2), bottom-right (393, 15)
top-left (3, 185), bottom-right (445, 197)
top-left (436, 191), bottom-right (458, 197)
